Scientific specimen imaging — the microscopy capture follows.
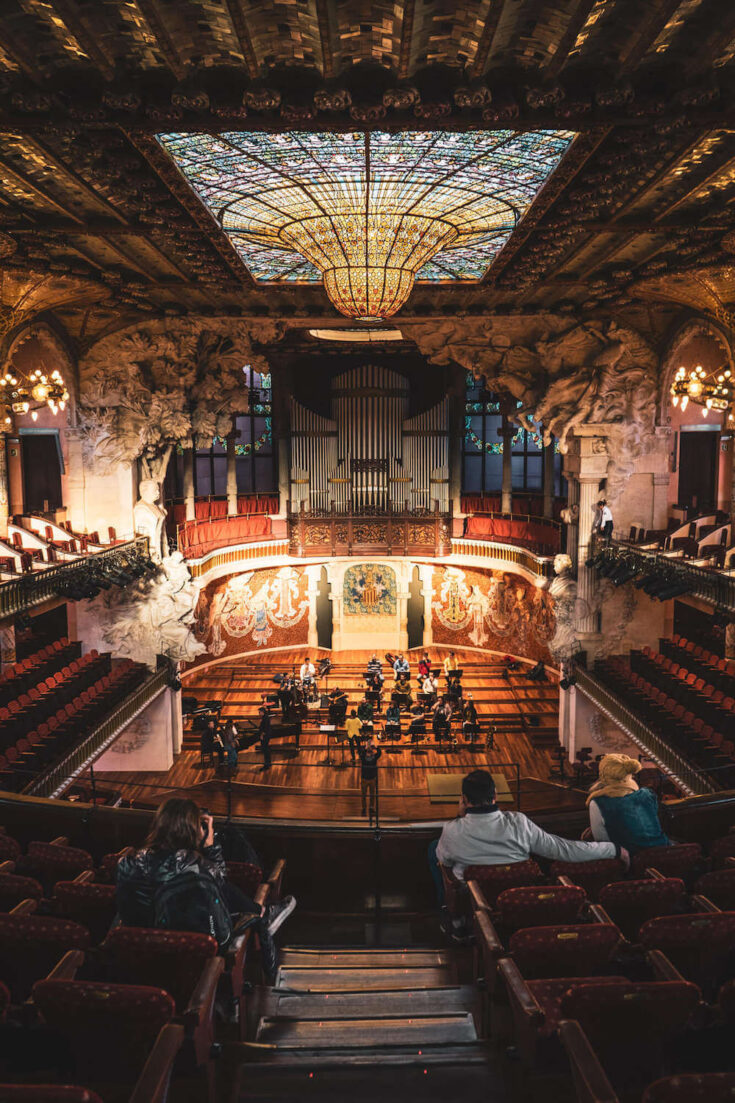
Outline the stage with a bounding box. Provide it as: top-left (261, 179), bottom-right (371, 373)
top-left (90, 648), bottom-right (588, 825)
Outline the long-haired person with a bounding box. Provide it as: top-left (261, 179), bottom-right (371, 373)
top-left (116, 797), bottom-right (295, 977)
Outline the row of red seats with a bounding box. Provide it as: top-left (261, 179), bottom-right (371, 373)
top-left (633, 648), bottom-right (735, 736)
top-left (665, 635), bottom-right (735, 687)
top-left (0, 638), bottom-right (81, 702)
top-left (0, 650), bottom-right (111, 747)
top-left (460, 839), bottom-right (735, 1102)
top-left (0, 661), bottom-right (147, 792)
top-left (0, 830), bottom-right (286, 1099)
top-left (596, 657), bottom-right (735, 788)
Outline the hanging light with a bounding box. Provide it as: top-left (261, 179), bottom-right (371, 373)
top-left (0, 363), bottom-right (69, 428)
top-left (670, 362), bottom-right (732, 418)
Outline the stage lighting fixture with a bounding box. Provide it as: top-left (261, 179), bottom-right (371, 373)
top-left (560, 675), bottom-right (577, 690)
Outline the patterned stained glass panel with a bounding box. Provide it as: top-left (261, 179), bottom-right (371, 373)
top-left (158, 128), bottom-right (576, 285)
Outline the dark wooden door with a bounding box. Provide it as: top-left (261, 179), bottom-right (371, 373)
top-left (22, 433), bottom-right (62, 512)
top-left (678, 430), bottom-right (718, 512)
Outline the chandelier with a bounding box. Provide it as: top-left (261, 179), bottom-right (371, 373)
top-left (158, 128), bottom-right (575, 321)
top-left (671, 362), bottom-right (733, 420)
top-left (0, 365), bottom-right (68, 426)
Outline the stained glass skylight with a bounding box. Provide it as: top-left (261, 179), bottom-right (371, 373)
top-left (157, 128), bottom-right (576, 319)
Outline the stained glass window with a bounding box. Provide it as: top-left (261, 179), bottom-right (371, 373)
top-left (157, 128), bottom-right (576, 309)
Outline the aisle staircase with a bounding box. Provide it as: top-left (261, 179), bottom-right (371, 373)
top-left (226, 942), bottom-right (506, 1102)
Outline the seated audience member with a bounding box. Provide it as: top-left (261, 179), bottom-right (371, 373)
top-left (328, 686), bottom-right (348, 725)
top-left (393, 653), bottom-right (410, 680)
top-left (418, 653), bottom-right (432, 681)
top-left (357, 696), bottom-right (374, 731)
top-left (462, 694), bottom-right (479, 741)
top-left (345, 709), bottom-right (363, 764)
top-left (116, 798), bottom-right (296, 976)
top-left (587, 754), bottom-right (670, 854)
top-left (432, 770), bottom-right (629, 897)
top-left (528, 660), bottom-right (547, 682)
top-left (384, 701), bottom-right (401, 738)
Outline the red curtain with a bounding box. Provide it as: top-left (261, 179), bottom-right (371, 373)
top-left (465, 515), bottom-right (560, 551)
top-left (171, 495), bottom-right (279, 526)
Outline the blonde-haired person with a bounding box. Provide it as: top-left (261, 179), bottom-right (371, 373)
top-left (587, 754), bottom-right (670, 855)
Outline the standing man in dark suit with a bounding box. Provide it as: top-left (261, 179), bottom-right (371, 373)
top-left (258, 706), bottom-right (273, 771)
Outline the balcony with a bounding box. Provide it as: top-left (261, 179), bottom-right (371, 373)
top-left (590, 540), bottom-right (735, 613)
top-left (288, 503), bottom-right (451, 558)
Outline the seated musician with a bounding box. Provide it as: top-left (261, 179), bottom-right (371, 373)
top-left (393, 653), bottom-right (410, 681)
top-left (432, 699), bottom-right (451, 741)
top-left (318, 656), bottom-right (332, 678)
top-left (384, 701), bottom-right (401, 739)
top-left (357, 696), bottom-right (374, 732)
top-left (447, 675), bottom-right (463, 703)
top-left (443, 651), bottom-right (460, 683)
top-left (408, 702), bottom-right (426, 741)
top-left (328, 686), bottom-right (348, 725)
top-left (418, 652), bottom-right (432, 682)
top-left (392, 681), bottom-right (413, 711)
top-left (421, 673), bottom-right (438, 705)
top-left (366, 654), bottom-right (384, 684)
top-left (462, 694), bottom-right (479, 741)
top-left (277, 676), bottom-right (294, 720)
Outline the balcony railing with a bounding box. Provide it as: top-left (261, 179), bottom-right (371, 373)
top-left (289, 503), bottom-right (451, 557)
top-left (23, 665), bottom-right (169, 799)
top-left (573, 665), bottom-right (717, 797)
top-left (592, 539), bottom-right (735, 613)
top-left (450, 537), bottom-right (555, 581)
top-left (0, 537), bottom-right (151, 621)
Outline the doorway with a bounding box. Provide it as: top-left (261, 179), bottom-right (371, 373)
top-left (678, 430), bottom-right (718, 512)
top-left (407, 566), bottom-right (425, 650)
top-left (316, 566), bottom-right (332, 649)
top-left (21, 432), bottom-right (63, 513)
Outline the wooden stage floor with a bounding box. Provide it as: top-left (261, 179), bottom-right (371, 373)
top-left (93, 648), bottom-right (587, 824)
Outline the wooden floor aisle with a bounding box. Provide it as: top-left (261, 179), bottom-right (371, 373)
top-left (92, 648), bottom-right (584, 822)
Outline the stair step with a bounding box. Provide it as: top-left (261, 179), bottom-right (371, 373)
top-left (276, 965), bottom-right (457, 991)
top-left (242, 1042), bottom-right (491, 1069)
top-left (279, 948), bottom-right (453, 968)
top-left (270, 984), bottom-right (476, 1020)
top-left (256, 1012), bottom-right (477, 1048)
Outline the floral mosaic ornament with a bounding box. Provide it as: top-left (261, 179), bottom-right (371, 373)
top-left (343, 563), bottom-right (397, 616)
top-left (205, 566), bottom-right (308, 653)
top-left (432, 566), bottom-right (555, 650)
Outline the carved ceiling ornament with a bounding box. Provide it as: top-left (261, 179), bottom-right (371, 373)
top-left (77, 317), bottom-right (284, 474)
top-left (408, 316), bottom-right (659, 502)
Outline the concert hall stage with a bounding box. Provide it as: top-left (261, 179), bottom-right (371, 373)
top-left (92, 648), bottom-right (587, 825)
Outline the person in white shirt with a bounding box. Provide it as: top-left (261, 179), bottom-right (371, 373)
top-left (599, 500), bottom-right (614, 541)
top-left (422, 674), bottom-right (438, 700)
top-left (431, 770), bottom-right (628, 915)
top-left (299, 658), bottom-right (316, 684)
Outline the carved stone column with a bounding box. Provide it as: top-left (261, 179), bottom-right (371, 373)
top-left (564, 432), bottom-right (608, 648)
top-left (226, 428), bottom-right (238, 517)
top-left (543, 438), bottom-right (554, 519)
top-left (500, 414), bottom-right (514, 515)
top-left (183, 447), bottom-right (195, 522)
top-left (0, 434), bottom-right (9, 539)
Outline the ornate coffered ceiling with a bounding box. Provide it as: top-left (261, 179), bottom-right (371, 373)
top-left (0, 0), bottom-right (732, 344)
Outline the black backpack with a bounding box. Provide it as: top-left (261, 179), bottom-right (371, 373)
top-left (152, 871), bottom-right (233, 948)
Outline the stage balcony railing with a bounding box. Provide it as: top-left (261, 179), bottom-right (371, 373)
top-left (0, 536), bottom-right (151, 621)
top-left (288, 501), bottom-right (452, 558)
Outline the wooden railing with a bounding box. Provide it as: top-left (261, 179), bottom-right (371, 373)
top-left (23, 666), bottom-right (169, 799)
top-left (289, 504), bottom-right (451, 558)
top-left (0, 537), bottom-right (150, 621)
top-left (451, 537), bottom-right (555, 580)
top-left (573, 665), bottom-right (717, 797)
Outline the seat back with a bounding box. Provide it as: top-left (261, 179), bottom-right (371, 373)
top-left (0, 914), bottom-right (90, 1002)
top-left (550, 858), bottom-right (626, 901)
top-left (463, 859), bottom-right (543, 905)
top-left (598, 878), bottom-right (686, 941)
top-left (0, 1089), bottom-right (103, 1102)
top-left (631, 843), bottom-right (703, 885)
top-left (20, 842), bottom-right (94, 891)
top-left (52, 882), bottom-right (117, 945)
top-left (643, 1072), bottom-right (735, 1102)
top-left (0, 871), bottom-right (43, 912)
top-left (561, 980), bottom-right (700, 1098)
top-left (32, 979), bottom-right (174, 1087)
top-left (496, 885), bottom-right (586, 932)
top-left (694, 869), bottom-right (735, 910)
top-left (224, 861), bottom-right (263, 899)
top-left (710, 834), bottom-right (735, 868)
top-left (103, 927), bottom-right (218, 1013)
top-left (509, 923), bottom-right (621, 979)
top-left (639, 912), bottom-right (735, 1000)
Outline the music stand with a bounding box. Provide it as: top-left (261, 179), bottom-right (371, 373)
top-left (320, 724), bottom-right (336, 765)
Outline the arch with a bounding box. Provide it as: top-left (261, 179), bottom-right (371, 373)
top-left (2, 315), bottom-right (79, 423)
top-left (658, 316), bottom-right (734, 427)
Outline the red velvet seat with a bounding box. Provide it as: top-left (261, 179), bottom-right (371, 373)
top-left (18, 842), bottom-right (94, 891)
top-left (0, 1089), bottom-right (103, 1102)
top-left (52, 881), bottom-right (117, 944)
top-left (0, 834), bottom-right (21, 863)
top-left (0, 871), bottom-right (43, 912)
top-left (710, 834), bottom-right (735, 868)
top-left (32, 979), bottom-right (179, 1103)
top-left (495, 885), bottom-right (587, 932)
top-left (463, 859), bottom-right (543, 905)
top-left (694, 869), bottom-right (735, 910)
top-left (225, 861), bottom-right (263, 899)
top-left (550, 858), bottom-right (626, 901)
top-left (643, 1073), bottom-right (735, 1101)
top-left (631, 843), bottom-right (703, 884)
top-left (509, 923), bottom-right (622, 979)
top-left (598, 878), bottom-right (687, 941)
top-left (525, 975), bottom-right (628, 1037)
top-left (639, 911), bottom-right (735, 1000)
top-left (0, 914), bottom-right (90, 1002)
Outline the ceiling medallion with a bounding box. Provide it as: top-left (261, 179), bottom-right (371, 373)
top-left (157, 128), bottom-right (575, 321)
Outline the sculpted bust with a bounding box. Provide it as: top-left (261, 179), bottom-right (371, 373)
top-left (134, 478), bottom-right (167, 562)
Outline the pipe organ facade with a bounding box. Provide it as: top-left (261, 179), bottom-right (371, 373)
top-left (289, 365), bottom-right (449, 512)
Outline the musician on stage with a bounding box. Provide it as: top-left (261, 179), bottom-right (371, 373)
top-left (462, 694), bottom-right (479, 742)
top-left (299, 656), bottom-right (316, 698)
top-left (345, 709), bottom-right (363, 764)
top-left (418, 653), bottom-right (432, 681)
top-left (421, 672), bottom-right (438, 705)
top-left (366, 654), bottom-right (384, 683)
top-left (328, 685), bottom-right (348, 725)
top-left (384, 701), bottom-right (401, 740)
top-left (392, 680), bottom-right (413, 711)
top-left (392, 653), bottom-right (410, 681)
top-left (357, 695), bottom-right (374, 734)
top-left (443, 651), bottom-right (460, 682)
top-left (408, 702), bottom-right (427, 742)
top-left (432, 698), bottom-right (451, 743)
top-left (277, 676), bottom-right (294, 720)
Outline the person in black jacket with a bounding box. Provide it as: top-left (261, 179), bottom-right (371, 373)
top-left (358, 741), bottom-right (381, 820)
top-left (116, 798), bottom-right (295, 976)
